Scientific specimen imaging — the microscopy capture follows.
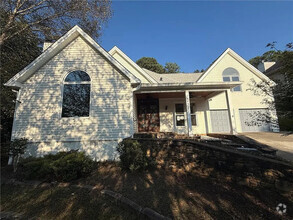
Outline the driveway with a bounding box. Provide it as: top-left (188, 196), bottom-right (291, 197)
top-left (240, 132), bottom-right (293, 162)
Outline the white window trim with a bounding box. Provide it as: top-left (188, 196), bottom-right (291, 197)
top-left (174, 103), bottom-right (186, 127)
top-left (174, 102), bottom-right (198, 127)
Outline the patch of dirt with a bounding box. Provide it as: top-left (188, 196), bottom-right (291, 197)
top-left (2, 161), bottom-right (293, 219)
top-left (74, 162), bottom-right (293, 220)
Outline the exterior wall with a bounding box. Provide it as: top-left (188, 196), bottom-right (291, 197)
top-left (159, 97), bottom-right (208, 135)
top-left (12, 36), bottom-right (133, 160)
top-left (111, 51), bottom-right (150, 83)
top-left (201, 53), bottom-right (275, 132)
top-left (26, 140), bottom-right (120, 161)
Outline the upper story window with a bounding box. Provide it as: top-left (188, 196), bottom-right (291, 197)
top-left (222, 67), bottom-right (241, 92)
top-left (62, 71), bottom-right (91, 117)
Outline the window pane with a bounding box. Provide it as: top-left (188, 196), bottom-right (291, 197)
top-left (175, 104), bottom-right (184, 113)
top-left (176, 115), bottom-right (185, 126)
top-left (233, 85), bottom-right (241, 92)
top-left (62, 84), bottom-right (90, 117)
top-left (191, 114), bottom-right (197, 126)
top-left (223, 77), bottom-right (230, 82)
top-left (223, 68), bottom-right (239, 76)
top-left (232, 76), bottom-right (239, 81)
top-left (65, 71), bottom-right (90, 82)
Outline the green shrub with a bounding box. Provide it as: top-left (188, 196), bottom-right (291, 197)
top-left (278, 116), bottom-right (293, 131)
top-left (117, 139), bottom-right (156, 172)
top-left (9, 138), bottom-right (28, 172)
top-left (19, 151), bottom-right (95, 182)
top-left (1, 142), bottom-right (10, 166)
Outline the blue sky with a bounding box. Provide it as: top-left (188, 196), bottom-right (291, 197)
top-left (100, 1), bottom-right (293, 72)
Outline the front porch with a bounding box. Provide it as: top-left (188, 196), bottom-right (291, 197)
top-left (132, 82), bottom-right (240, 135)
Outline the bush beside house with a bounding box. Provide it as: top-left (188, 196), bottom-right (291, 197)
top-left (18, 151), bottom-right (95, 182)
top-left (117, 139), bottom-right (156, 172)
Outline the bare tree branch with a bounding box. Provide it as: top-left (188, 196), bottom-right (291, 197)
top-left (0, 0), bottom-right (112, 46)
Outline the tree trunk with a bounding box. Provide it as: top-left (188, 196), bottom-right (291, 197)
top-left (0, 14), bottom-right (16, 47)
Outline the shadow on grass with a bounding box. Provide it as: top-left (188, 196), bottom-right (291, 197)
top-left (77, 162), bottom-right (293, 220)
top-left (2, 162), bottom-right (293, 219)
top-left (1, 184), bottom-right (138, 220)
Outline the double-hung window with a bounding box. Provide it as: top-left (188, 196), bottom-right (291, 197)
top-left (175, 103), bottom-right (197, 126)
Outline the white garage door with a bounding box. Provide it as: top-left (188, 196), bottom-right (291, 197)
top-left (210, 110), bottom-right (230, 133)
top-left (239, 109), bottom-right (271, 132)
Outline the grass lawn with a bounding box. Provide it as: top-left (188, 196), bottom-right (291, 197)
top-left (1, 162), bottom-right (293, 219)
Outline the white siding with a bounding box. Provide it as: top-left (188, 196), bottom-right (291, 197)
top-left (202, 53), bottom-right (275, 133)
top-left (159, 97), bottom-right (208, 135)
top-left (12, 36), bottom-right (133, 160)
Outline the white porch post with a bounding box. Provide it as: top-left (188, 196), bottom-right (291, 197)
top-left (225, 89), bottom-right (237, 134)
top-left (185, 90), bottom-right (193, 136)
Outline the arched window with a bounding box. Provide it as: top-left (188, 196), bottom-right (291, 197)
top-left (222, 67), bottom-right (241, 92)
top-left (62, 71), bottom-right (91, 117)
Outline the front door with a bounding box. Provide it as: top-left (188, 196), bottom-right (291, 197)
top-left (137, 98), bottom-right (160, 132)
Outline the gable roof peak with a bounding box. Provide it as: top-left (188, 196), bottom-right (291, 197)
top-left (108, 46), bottom-right (157, 84)
top-left (197, 47), bottom-right (275, 86)
top-left (5, 26), bottom-right (140, 87)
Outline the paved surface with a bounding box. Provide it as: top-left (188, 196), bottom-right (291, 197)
top-left (240, 132), bottom-right (293, 162)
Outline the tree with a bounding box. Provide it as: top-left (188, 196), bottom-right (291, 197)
top-left (1, 12), bottom-right (41, 142)
top-left (0, 14), bottom-right (41, 165)
top-left (248, 42), bottom-right (293, 131)
top-left (194, 69), bottom-right (205, 73)
top-left (248, 50), bottom-right (282, 67)
top-left (164, 62), bottom-right (180, 73)
top-left (8, 138), bottom-right (28, 171)
top-left (0, 0), bottom-right (112, 46)
top-left (136, 57), bottom-right (165, 73)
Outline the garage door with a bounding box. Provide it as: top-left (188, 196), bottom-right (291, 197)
top-left (210, 110), bottom-right (230, 133)
top-left (239, 109), bottom-right (271, 132)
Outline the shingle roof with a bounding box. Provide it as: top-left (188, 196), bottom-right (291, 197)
top-left (142, 68), bottom-right (203, 84)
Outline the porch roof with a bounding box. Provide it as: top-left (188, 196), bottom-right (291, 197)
top-left (138, 81), bottom-right (242, 92)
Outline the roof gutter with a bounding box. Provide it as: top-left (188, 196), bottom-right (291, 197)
top-left (139, 82), bottom-right (243, 91)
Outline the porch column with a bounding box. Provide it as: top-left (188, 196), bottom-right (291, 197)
top-left (185, 90), bottom-right (193, 136)
top-left (225, 89), bottom-right (237, 134)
